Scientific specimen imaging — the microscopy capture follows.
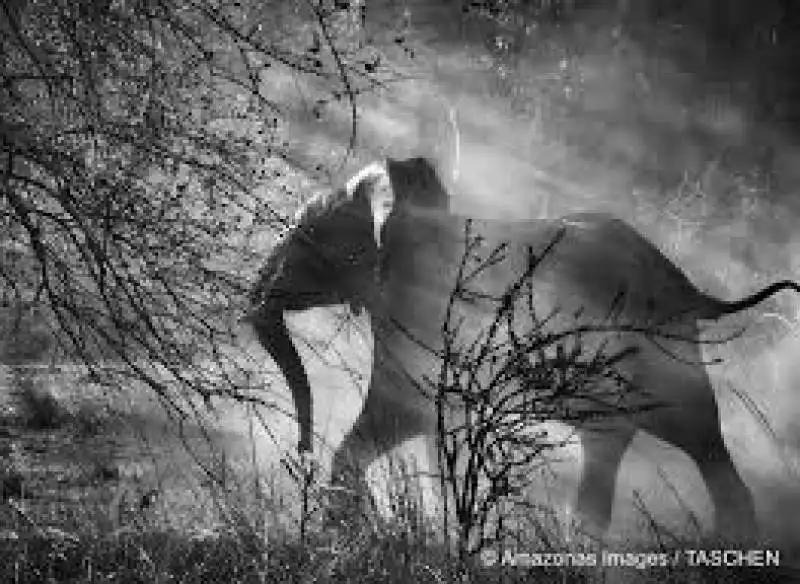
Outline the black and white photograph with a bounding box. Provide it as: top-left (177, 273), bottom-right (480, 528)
top-left (1, 0), bottom-right (799, 581)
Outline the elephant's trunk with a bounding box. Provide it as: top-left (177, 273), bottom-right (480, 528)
top-left (249, 307), bottom-right (313, 453)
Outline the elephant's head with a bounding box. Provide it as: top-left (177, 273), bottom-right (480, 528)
top-left (247, 157), bottom-right (451, 453)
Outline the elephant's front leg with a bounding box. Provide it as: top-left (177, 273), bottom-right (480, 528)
top-left (327, 356), bottom-right (428, 528)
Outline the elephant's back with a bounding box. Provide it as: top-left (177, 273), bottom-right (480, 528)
top-left (515, 212), bottom-right (708, 325)
top-left (378, 210), bottom-right (709, 350)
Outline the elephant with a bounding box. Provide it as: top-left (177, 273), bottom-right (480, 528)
top-left (247, 156), bottom-right (799, 540)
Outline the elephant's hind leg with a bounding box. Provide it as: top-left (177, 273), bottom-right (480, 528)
top-left (649, 365), bottom-right (758, 542)
top-left (681, 419), bottom-right (758, 543)
top-left (574, 427), bottom-right (634, 539)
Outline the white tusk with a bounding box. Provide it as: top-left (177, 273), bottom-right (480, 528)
top-left (344, 161), bottom-right (393, 248)
top-left (345, 161), bottom-right (388, 196)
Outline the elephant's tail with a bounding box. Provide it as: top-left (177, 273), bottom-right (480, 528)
top-left (702, 280), bottom-right (800, 320)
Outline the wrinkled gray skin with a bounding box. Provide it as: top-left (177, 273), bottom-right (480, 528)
top-left (247, 171), bottom-right (383, 453)
top-left (249, 156), bottom-right (800, 540)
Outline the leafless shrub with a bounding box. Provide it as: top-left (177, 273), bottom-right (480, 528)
top-left (430, 220), bottom-right (672, 560)
top-left (1, 0), bottom-right (396, 426)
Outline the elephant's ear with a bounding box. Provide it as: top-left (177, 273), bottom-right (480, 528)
top-left (345, 161), bottom-right (394, 248)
